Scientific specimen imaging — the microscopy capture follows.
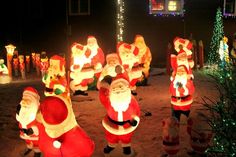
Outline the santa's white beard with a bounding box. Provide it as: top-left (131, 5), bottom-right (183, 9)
top-left (109, 90), bottom-right (131, 112)
top-left (177, 60), bottom-right (188, 67)
top-left (173, 75), bottom-right (187, 88)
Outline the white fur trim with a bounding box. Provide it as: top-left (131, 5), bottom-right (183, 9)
top-left (171, 98), bottom-right (193, 106)
top-left (128, 70), bottom-right (142, 81)
top-left (102, 116), bottom-right (140, 135)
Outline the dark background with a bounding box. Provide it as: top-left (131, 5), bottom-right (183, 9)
top-left (0, 0), bottom-right (235, 67)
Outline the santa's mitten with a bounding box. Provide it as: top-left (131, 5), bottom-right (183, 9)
top-left (102, 75), bottom-right (113, 85)
top-left (25, 128), bottom-right (34, 135)
top-left (54, 88), bottom-right (63, 95)
top-left (129, 119), bottom-right (138, 126)
top-left (115, 65), bottom-right (123, 74)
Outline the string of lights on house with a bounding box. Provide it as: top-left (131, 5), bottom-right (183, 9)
top-left (117, 0), bottom-right (124, 42)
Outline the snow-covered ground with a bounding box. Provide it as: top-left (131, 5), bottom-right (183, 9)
top-left (0, 68), bottom-right (218, 157)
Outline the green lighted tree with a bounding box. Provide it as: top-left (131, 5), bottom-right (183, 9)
top-left (207, 7), bottom-right (224, 65)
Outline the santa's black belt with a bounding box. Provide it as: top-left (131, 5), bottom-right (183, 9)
top-left (163, 140), bottom-right (179, 146)
top-left (171, 95), bottom-right (190, 100)
top-left (45, 87), bottom-right (53, 92)
top-left (108, 116), bottom-right (130, 126)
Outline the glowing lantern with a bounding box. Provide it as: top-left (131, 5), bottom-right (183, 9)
top-left (168, 1), bottom-right (178, 11)
top-left (5, 44), bottom-right (16, 78)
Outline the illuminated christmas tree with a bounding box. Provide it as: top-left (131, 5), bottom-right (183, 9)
top-left (203, 65), bottom-right (236, 156)
top-left (207, 7), bottom-right (224, 65)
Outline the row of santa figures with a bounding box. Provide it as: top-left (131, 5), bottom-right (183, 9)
top-left (162, 37), bottom-right (212, 156)
top-left (15, 35), bottom-right (151, 157)
top-left (42, 35), bottom-right (152, 97)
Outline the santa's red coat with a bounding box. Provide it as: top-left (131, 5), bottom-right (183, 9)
top-left (99, 87), bottom-right (140, 144)
top-left (18, 120), bottom-right (40, 150)
top-left (169, 79), bottom-right (195, 111)
top-left (38, 124), bottom-right (94, 157)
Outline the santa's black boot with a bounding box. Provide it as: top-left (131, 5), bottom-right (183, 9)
top-left (123, 146), bottom-right (131, 155)
top-left (23, 148), bottom-right (32, 156)
top-left (73, 90), bottom-right (88, 96)
top-left (34, 152), bottom-right (41, 157)
top-left (103, 145), bottom-right (114, 154)
top-left (131, 91), bottom-right (137, 96)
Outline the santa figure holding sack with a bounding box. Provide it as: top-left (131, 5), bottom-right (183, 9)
top-left (70, 43), bottom-right (95, 96)
top-left (99, 72), bottom-right (140, 156)
top-left (86, 36), bottom-right (105, 78)
top-left (170, 65), bottom-right (195, 121)
top-left (97, 53), bottom-right (124, 90)
top-left (117, 42), bottom-right (142, 95)
top-left (38, 95), bottom-right (95, 157)
top-left (133, 35), bottom-right (152, 85)
top-left (16, 87), bottom-right (41, 157)
top-left (42, 55), bottom-right (68, 97)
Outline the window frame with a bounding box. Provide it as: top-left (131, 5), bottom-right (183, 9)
top-left (69, 0), bottom-right (90, 16)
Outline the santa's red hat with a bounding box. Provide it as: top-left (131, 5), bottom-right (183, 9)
top-left (50, 55), bottom-right (65, 71)
top-left (106, 53), bottom-right (119, 63)
top-left (110, 73), bottom-right (130, 88)
top-left (22, 87), bottom-right (40, 103)
top-left (39, 95), bottom-right (77, 138)
top-left (117, 42), bottom-right (139, 56)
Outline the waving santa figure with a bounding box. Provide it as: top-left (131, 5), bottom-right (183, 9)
top-left (38, 95), bottom-right (95, 157)
top-left (42, 55), bottom-right (68, 97)
top-left (99, 73), bottom-right (140, 156)
top-left (133, 35), bottom-right (152, 85)
top-left (170, 65), bottom-right (195, 121)
top-left (97, 53), bottom-right (124, 90)
top-left (16, 87), bottom-right (41, 157)
top-left (117, 42), bottom-right (142, 95)
top-left (70, 43), bottom-right (95, 96)
top-left (86, 36), bottom-right (105, 78)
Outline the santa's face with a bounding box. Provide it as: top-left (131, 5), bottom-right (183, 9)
top-left (16, 96), bottom-right (39, 127)
top-left (173, 66), bottom-right (188, 86)
top-left (109, 80), bottom-right (131, 112)
top-left (49, 59), bottom-right (62, 76)
top-left (177, 53), bottom-right (188, 66)
top-left (87, 38), bottom-right (97, 49)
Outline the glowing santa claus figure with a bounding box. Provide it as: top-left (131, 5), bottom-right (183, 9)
top-left (133, 35), bottom-right (152, 85)
top-left (171, 49), bottom-right (194, 81)
top-left (97, 53), bottom-right (124, 90)
top-left (38, 95), bottom-right (95, 157)
top-left (162, 117), bottom-right (180, 156)
top-left (42, 55), bottom-right (68, 97)
top-left (70, 43), bottom-right (95, 96)
top-left (86, 36), bottom-right (105, 78)
top-left (16, 87), bottom-right (41, 157)
top-left (117, 42), bottom-right (142, 95)
top-left (99, 73), bottom-right (140, 156)
top-left (173, 37), bottom-right (194, 68)
top-left (170, 65), bottom-right (195, 121)
top-left (0, 58), bottom-right (11, 84)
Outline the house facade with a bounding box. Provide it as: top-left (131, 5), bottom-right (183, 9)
top-left (1, 0), bottom-right (235, 67)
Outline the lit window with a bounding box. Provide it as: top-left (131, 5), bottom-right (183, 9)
top-left (151, 0), bottom-right (165, 11)
top-left (224, 0), bottom-right (235, 14)
top-left (69, 0), bottom-right (90, 16)
top-left (168, 1), bottom-right (178, 11)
